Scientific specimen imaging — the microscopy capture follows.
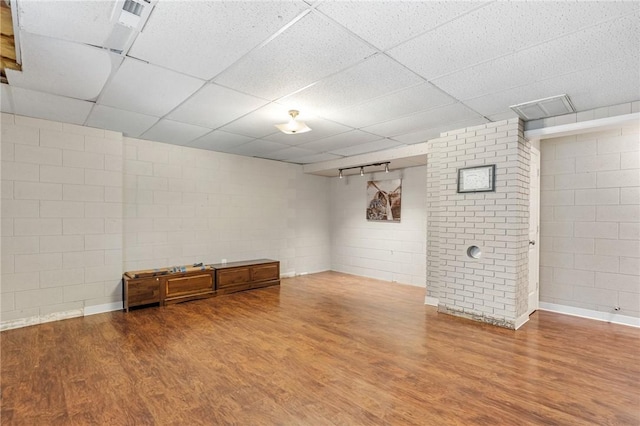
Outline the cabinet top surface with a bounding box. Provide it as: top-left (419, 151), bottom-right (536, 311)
top-left (209, 259), bottom-right (279, 270)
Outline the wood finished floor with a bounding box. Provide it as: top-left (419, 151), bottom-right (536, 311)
top-left (1, 271), bottom-right (639, 425)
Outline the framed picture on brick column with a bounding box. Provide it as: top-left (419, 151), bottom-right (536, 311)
top-left (457, 164), bottom-right (496, 193)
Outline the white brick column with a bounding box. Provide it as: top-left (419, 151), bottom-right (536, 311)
top-left (426, 118), bottom-right (531, 329)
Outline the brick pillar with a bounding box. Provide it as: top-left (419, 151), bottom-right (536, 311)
top-left (426, 118), bottom-right (530, 329)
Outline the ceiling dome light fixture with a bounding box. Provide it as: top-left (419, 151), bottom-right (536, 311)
top-left (275, 110), bottom-right (312, 135)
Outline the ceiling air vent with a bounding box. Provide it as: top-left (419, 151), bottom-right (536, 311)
top-left (104, 0), bottom-right (155, 53)
top-left (123, 0), bottom-right (144, 17)
top-left (510, 94), bottom-right (575, 121)
top-left (118, 0), bottom-right (152, 28)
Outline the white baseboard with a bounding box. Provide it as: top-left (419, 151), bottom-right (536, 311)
top-left (1, 316), bottom-right (40, 331)
top-left (84, 302), bottom-right (123, 316)
top-left (425, 296), bottom-right (439, 307)
top-left (514, 312), bottom-right (530, 330)
top-left (539, 302), bottom-right (640, 328)
top-left (1, 303), bottom-right (123, 331)
top-left (1, 308), bottom-right (83, 331)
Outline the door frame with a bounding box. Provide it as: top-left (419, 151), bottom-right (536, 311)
top-left (527, 141), bottom-right (541, 316)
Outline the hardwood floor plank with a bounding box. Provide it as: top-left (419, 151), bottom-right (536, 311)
top-left (2, 271), bottom-right (639, 425)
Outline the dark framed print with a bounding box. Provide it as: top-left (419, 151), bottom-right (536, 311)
top-left (457, 164), bottom-right (496, 193)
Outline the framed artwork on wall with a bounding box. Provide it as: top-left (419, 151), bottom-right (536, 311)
top-left (457, 165), bottom-right (496, 193)
top-left (366, 179), bottom-right (402, 222)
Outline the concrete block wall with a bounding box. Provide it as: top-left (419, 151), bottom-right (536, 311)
top-left (1, 113), bottom-right (124, 329)
top-left (1, 114), bottom-right (331, 330)
top-left (330, 166), bottom-right (427, 287)
top-left (426, 118), bottom-right (531, 328)
top-left (123, 137), bottom-right (331, 277)
top-left (539, 123), bottom-right (640, 318)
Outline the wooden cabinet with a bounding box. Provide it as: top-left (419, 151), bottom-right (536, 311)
top-left (211, 259), bottom-right (280, 295)
top-left (123, 267), bottom-right (215, 312)
top-left (123, 260), bottom-right (279, 311)
top-left (124, 276), bottom-right (162, 311)
top-left (164, 273), bottom-right (214, 304)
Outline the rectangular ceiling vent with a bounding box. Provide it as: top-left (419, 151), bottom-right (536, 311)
top-left (123, 0), bottom-right (144, 17)
top-left (105, 0), bottom-right (155, 53)
top-left (510, 94), bottom-right (575, 121)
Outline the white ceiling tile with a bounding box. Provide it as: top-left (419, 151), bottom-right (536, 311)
top-left (392, 118), bottom-right (490, 144)
top-left (99, 58), bottom-right (204, 117)
top-left (317, 1), bottom-right (483, 50)
top-left (167, 84), bottom-right (269, 129)
top-left (297, 130), bottom-right (381, 153)
top-left (259, 146), bottom-right (317, 162)
top-left (215, 12), bottom-right (376, 100)
top-left (328, 139), bottom-right (404, 157)
top-left (465, 56), bottom-right (640, 118)
top-left (86, 105), bottom-right (158, 138)
top-left (388, 2), bottom-right (639, 80)
top-left (433, 11), bottom-right (640, 102)
top-left (288, 152), bottom-right (343, 164)
top-left (188, 131), bottom-right (255, 152)
top-left (224, 140), bottom-right (291, 158)
top-left (10, 87), bottom-right (93, 125)
top-left (4, 1), bottom-right (640, 165)
top-left (362, 103), bottom-right (483, 138)
top-left (18, 0), bottom-right (115, 46)
top-left (129, 1), bottom-right (310, 80)
top-left (140, 120), bottom-right (212, 145)
top-left (487, 111), bottom-right (519, 122)
top-left (264, 116), bottom-right (353, 145)
top-left (278, 54), bottom-right (423, 116)
top-left (7, 32), bottom-right (118, 101)
top-left (1, 84), bottom-right (14, 113)
top-left (322, 83), bottom-right (457, 129)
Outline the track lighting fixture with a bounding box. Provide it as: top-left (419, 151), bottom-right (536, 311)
top-left (336, 162), bottom-right (391, 178)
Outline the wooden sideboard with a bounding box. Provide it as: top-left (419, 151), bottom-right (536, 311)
top-left (210, 259), bottom-right (280, 295)
top-left (123, 259), bottom-right (279, 311)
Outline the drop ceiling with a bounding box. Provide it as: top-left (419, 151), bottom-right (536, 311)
top-left (1, 0), bottom-right (638, 165)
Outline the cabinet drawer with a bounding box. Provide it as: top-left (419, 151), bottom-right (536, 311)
top-left (217, 267), bottom-right (250, 288)
top-left (128, 278), bottom-right (161, 307)
top-left (251, 264), bottom-right (279, 282)
top-left (165, 274), bottom-right (213, 298)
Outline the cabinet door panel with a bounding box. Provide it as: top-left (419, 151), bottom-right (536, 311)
top-left (128, 278), bottom-right (161, 306)
top-left (251, 264), bottom-right (279, 282)
top-left (217, 268), bottom-right (250, 288)
top-left (165, 274), bottom-right (212, 298)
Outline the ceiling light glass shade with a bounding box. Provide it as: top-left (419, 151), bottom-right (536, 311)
top-left (275, 110), bottom-right (312, 134)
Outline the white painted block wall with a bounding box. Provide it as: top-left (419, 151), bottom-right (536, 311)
top-left (539, 123), bottom-right (640, 318)
top-left (1, 114), bottom-right (331, 329)
top-left (330, 166), bottom-right (427, 287)
top-left (123, 137), bottom-right (331, 276)
top-left (1, 114), bottom-right (123, 328)
top-left (426, 118), bottom-right (531, 328)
